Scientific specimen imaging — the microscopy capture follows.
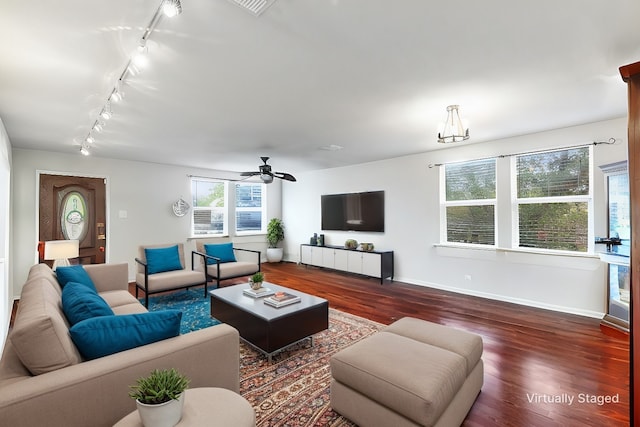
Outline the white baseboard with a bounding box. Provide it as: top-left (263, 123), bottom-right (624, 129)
top-left (395, 276), bottom-right (605, 319)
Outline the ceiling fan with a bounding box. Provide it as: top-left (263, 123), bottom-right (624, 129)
top-left (240, 157), bottom-right (297, 184)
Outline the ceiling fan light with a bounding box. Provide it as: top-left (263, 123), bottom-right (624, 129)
top-left (261, 173), bottom-right (274, 183)
top-left (437, 105), bottom-right (470, 143)
top-left (162, 0), bottom-right (182, 17)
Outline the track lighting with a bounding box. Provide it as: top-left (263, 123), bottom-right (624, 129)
top-left (78, 0), bottom-right (183, 157)
top-left (162, 0), bottom-right (183, 17)
top-left (100, 102), bottom-right (112, 120)
top-left (110, 82), bottom-right (124, 102)
top-left (133, 42), bottom-right (149, 68)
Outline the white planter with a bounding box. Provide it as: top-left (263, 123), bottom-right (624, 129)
top-left (266, 247), bottom-right (284, 263)
top-left (136, 393), bottom-right (185, 427)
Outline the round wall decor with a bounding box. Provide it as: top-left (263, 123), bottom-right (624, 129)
top-left (172, 198), bottom-right (190, 217)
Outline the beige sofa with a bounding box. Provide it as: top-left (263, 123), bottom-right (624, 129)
top-left (0, 262), bottom-right (241, 427)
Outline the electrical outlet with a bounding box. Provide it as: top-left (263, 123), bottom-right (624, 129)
top-left (464, 274), bottom-right (472, 281)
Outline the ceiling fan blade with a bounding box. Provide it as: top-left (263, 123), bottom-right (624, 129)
top-left (239, 171), bottom-right (260, 177)
top-left (274, 172), bottom-right (297, 182)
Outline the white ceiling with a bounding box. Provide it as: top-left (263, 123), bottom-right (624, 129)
top-left (1, 0), bottom-right (639, 177)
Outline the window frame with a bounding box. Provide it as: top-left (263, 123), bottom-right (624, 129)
top-left (190, 178), bottom-right (229, 237)
top-left (438, 145), bottom-right (595, 255)
top-left (234, 181), bottom-right (267, 236)
top-left (510, 145), bottom-right (594, 254)
top-left (440, 158), bottom-right (497, 247)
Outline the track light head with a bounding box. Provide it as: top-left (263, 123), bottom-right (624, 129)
top-left (162, 0), bottom-right (182, 17)
top-left (100, 102), bottom-right (112, 120)
top-left (80, 145), bottom-right (90, 156)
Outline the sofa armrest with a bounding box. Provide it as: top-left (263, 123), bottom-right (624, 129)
top-left (84, 263), bottom-right (129, 293)
top-left (0, 324), bottom-right (240, 427)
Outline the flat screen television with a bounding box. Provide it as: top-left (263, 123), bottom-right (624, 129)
top-left (321, 191), bottom-right (385, 232)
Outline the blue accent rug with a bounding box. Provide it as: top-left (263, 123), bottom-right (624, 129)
top-left (142, 289), bottom-right (220, 334)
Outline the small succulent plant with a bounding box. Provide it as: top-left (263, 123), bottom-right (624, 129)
top-left (129, 368), bottom-right (190, 405)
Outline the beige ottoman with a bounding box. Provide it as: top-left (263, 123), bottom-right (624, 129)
top-left (114, 387), bottom-right (255, 427)
top-left (330, 317), bottom-right (483, 427)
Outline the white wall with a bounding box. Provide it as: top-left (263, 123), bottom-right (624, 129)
top-left (11, 150), bottom-right (281, 298)
top-left (0, 119), bottom-right (11, 350)
top-left (282, 118), bottom-right (629, 317)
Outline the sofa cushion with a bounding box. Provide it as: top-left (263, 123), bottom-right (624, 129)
top-left (145, 245), bottom-right (183, 274)
top-left (330, 331), bottom-right (468, 426)
top-left (205, 261), bottom-right (257, 279)
top-left (204, 243), bottom-right (237, 264)
top-left (69, 310), bottom-right (182, 360)
top-left (55, 265), bottom-right (97, 292)
top-left (383, 317), bottom-right (483, 376)
top-left (61, 281), bottom-right (114, 325)
top-left (10, 278), bottom-right (82, 375)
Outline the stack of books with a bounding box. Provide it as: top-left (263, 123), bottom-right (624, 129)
top-left (242, 287), bottom-right (275, 298)
top-left (264, 291), bottom-right (301, 308)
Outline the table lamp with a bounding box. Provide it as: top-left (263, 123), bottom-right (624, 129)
top-left (44, 240), bottom-right (79, 270)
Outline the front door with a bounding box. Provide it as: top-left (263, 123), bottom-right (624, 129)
top-left (38, 174), bottom-right (106, 265)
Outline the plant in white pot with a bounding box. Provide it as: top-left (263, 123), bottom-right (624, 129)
top-left (129, 368), bottom-right (190, 427)
top-left (266, 218), bottom-right (285, 262)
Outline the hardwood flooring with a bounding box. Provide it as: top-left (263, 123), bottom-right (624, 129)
top-left (256, 262), bottom-right (630, 427)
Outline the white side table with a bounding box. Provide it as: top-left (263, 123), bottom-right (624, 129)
top-left (114, 387), bottom-right (255, 427)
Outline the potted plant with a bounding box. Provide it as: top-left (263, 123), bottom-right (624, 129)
top-left (129, 368), bottom-right (190, 427)
top-left (250, 272), bottom-right (264, 290)
top-left (266, 218), bottom-right (285, 262)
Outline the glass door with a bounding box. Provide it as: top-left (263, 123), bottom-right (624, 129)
top-left (598, 161), bottom-right (630, 331)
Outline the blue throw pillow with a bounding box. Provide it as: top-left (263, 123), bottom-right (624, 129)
top-left (204, 243), bottom-right (236, 265)
top-left (61, 281), bottom-right (114, 325)
top-left (55, 265), bottom-right (97, 292)
top-left (69, 310), bottom-right (182, 360)
top-left (145, 245), bottom-right (183, 274)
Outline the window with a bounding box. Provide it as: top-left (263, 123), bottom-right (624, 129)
top-left (514, 146), bottom-right (592, 252)
top-left (235, 182), bottom-right (266, 234)
top-left (191, 178), bottom-right (228, 236)
top-left (442, 158), bottom-right (496, 245)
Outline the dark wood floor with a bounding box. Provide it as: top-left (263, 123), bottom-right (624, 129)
top-left (256, 262), bottom-right (630, 427)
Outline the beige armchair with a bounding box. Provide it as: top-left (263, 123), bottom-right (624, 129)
top-left (194, 241), bottom-right (261, 289)
top-left (135, 243), bottom-right (207, 307)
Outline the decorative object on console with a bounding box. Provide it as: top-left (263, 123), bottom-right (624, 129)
top-left (437, 104), bottom-right (470, 143)
top-left (266, 218), bottom-right (285, 262)
top-left (344, 239), bottom-right (358, 250)
top-left (44, 239), bottom-right (79, 270)
top-left (129, 368), bottom-right (189, 427)
top-left (360, 242), bottom-right (374, 251)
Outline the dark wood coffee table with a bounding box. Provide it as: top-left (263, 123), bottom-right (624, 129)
top-left (210, 282), bottom-right (329, 361)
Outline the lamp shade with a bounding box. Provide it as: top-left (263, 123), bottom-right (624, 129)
top-left (44, 240), bottom-right (79, 269)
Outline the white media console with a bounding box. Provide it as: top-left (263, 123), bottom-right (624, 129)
top-left (299, 244), bottom-right (394, 284)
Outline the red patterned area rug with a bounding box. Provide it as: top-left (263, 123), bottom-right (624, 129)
top-left (239, 308), bottom-right (384, 427)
